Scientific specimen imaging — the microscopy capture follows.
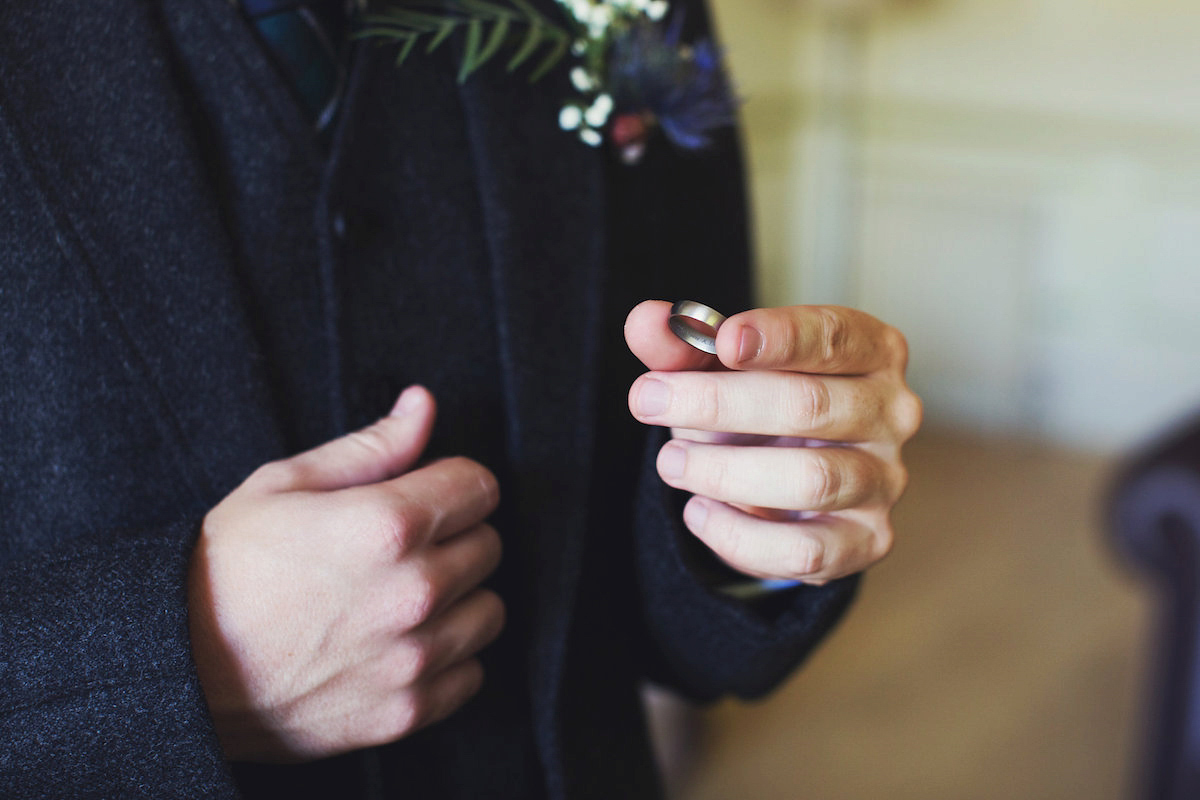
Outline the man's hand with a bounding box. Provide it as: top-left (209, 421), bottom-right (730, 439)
top-left (187, 386), bottom-right (505, 763)
top-left (626, 301), bottom-right (922, 585)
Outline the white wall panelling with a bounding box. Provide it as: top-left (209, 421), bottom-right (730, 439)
top-left (711, 0), bottom-right (1200, 452)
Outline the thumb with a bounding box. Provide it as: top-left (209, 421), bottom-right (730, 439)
top-left (280, 385), bottom-right (438, 492)
top-left (624, 300), bottom-right (721, 372)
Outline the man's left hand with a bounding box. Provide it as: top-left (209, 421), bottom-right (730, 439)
top-left (625, 301), bottom-right (922, 586)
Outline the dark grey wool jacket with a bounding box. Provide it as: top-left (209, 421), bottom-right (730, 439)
top-left (0, 0), bottom-right (858, 797)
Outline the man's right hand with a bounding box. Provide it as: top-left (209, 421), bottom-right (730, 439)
top-left (187, 385), bottom-right (505, 763)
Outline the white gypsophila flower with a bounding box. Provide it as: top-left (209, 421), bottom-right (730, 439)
top-left (570, 67), bottom-right (595, 92)
top-left (584, 93), bottom-right (613, 127)
top-left (559, 105), bottom-right (584, 130)
top-left (646, 0), bottom-right (668, 21)
top-left (579, 128), bottom-right (603, 146)
top-left (568, 0), bottom-right (591, 23)
top-left (571, 38), bottom-right (587, 56)
top-left (588, 4), bottom-right (613, 31)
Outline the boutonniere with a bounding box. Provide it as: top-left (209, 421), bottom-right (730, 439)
top-left (358, 0), bottom-right (738, 163)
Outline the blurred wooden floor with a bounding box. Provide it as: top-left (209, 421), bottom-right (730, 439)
top-left (673, 429), bottom-right (1156, 800)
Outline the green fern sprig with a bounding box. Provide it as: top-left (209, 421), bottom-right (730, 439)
top-left (358, 0), bottom-right (574, 84)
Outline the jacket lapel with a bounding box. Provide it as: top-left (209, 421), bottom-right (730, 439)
top-left (454, 26), bottom-right (607, 776)
top-left (0, 0), bottom-right (288, 502)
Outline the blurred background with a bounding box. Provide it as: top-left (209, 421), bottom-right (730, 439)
top-left (655, 0), bottom-right (1200, 797)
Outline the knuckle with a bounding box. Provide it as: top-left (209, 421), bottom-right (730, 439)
top-left (248, 459), bottom-right (305, 492)
top-left (474, 466), bottom-right (501, 513)
top-left (787, 535), bottom-right (825, 579)
top-left (697, 376), bottom-right (723, 430)
top-left (444, 457), bottom-right (502, 514)
top-left (788, 377), bottom-right (831, 434)
top-left (395, 634), bottom-right (435, 685)
top-left (406, 663), bottom-right (484, 734)
top-left (401, 565), bottom-right (441, 627)
top-left (874, 519), bottom-right (897, 562)
top-left (697, 450), bottom-right (729, 499)
top-left (342, 494), bottom-right (399, 555)
top-left (883, 326), bottom-right (910, 370)
top-left (447, 455), bottom-right (488, 480)
top-left (892, 388), bottom-right (924, 441)
top-left (345, 425), bottom-right (397, 465)
top-left (391, 692), bottom-right (425, 738)
top-left (778, 314), bottom-right (805, 366)
top-left (804, 455), bottom-right (842, 510)
top-left (711, 515), bottom-right (752, 571)
top-left (383, 500), bottom-right (433, 556)
top-left (362, 712), bottom-right (396, 747)
top-left (475, 526), bottom-right (504, 576)
top-left (816, 309), bottom-right (851, 369)
top-left (365, 695), bottom-right (414, 744)
top-left (844, 454), bottom-right (876, 507)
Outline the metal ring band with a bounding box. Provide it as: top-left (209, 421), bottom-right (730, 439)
top-left (668, 300), bottom-right (727, 355)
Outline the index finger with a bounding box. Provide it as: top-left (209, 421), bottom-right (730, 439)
top-left (366, 456), bottom-right (501, 549)
top-left (715, 305), bottom-right (907, 376)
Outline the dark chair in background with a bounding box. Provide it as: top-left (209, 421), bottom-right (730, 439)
top-left (1110, 415), bottom-right (1200, 800)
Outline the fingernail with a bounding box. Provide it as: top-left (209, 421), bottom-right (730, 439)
top-left (737, 326), bottom-right (763, 364)
top-left (683, 497), bottom-right (709, 531)
top-left (637, 379), bottom-right (671, 416)
top-left (659, 442), bottom-right (686, 479)
top-left (390, 386), bottom-right (422, 417)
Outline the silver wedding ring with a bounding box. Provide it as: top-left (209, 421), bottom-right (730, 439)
top-left (668, 300), bottom-right (727, 354)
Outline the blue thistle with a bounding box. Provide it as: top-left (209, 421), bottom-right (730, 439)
top-left (606, 14), bottom-right (738, 159)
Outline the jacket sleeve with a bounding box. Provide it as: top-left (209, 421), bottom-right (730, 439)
top-left (0, 76), bottom-right (243, 796)
top-left (0, 525), bottom-right (241, 799)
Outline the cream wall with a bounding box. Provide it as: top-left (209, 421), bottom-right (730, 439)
top-left (709, 0), bottom-right (1200, 451)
